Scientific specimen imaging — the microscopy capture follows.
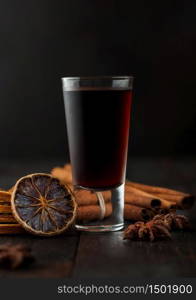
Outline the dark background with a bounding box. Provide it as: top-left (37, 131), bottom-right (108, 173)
top-left (0, 0), bottom-right (196, 159)
top-left (0, 1), bottom-right (196, 282)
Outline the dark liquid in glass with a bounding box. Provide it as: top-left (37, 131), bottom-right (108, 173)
top-left (64, 89), bottom-right (132, 189)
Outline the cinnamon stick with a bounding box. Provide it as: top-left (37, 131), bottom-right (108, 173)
top-left (125, 186), bottom-right (176, 209)
top-left (125, 187), bottom-right (161, 208)
top-left (157, 198), bottom-right (177, 209)
top-left (51, 164), bottom-right (194, 210)
top-left (77, 203), bottom-right (155, 222)
top-left (0, 205), bottom-right (12, 213)
top-left (152, 207), bottom-right (175, 215)
top-left (128, 181), bottom-right (188, 195)
top-left (51, 164), bottom-right (72, 184)
top-left (127, 181), bottom-right (194, 209)
top-left (77, 203), bottom-right (112, 221)
top-left (8, 186), bottom-right (15, 193)
top-left (0, 191), bottom-right (12, 202)
top-left (124, 204), bottom-right (155, 221)
top-left (73, 187), bottom-right (175, 210)
top-left (74, 189), bottom-right (111, 206)
top-left (0, 224), bottom-right (25, 234)
top-left (0, 214), bottom-right (17, 223)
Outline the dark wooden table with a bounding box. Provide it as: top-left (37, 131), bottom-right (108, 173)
top-left (0, 157), bottom-right (196, 278)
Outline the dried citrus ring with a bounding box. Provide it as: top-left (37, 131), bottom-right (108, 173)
top-left (11, 173), bottom-right (76, 236)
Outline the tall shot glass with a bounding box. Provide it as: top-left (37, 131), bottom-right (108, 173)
top-left (62, 76), bottom-right (133, 231)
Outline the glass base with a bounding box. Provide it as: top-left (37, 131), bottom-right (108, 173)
top-left (75, 223), bottom-right (124, 232)
top-left (75, 183), bottom-right (125, 232)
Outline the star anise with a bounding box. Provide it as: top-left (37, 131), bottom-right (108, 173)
top-left (153, 213), bottom-right (190, 230)
top-left (0, 244), bottom-right (34, 269)
top-left (123, 219), bottom-right (171, 242)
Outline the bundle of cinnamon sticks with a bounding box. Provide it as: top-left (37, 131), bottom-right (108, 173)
top-left (51, 164), bottom-right (195, 222)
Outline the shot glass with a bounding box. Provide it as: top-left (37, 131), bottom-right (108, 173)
top-left (62, 76), bottom-right (133, 232)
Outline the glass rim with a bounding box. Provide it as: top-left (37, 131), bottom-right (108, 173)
top-left (61, 75), bottom-right (134, 81)
top-left (62, 76), bottom-right (133, 91)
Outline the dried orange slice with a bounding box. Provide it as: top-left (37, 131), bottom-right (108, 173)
top-left (11, 173), bottom-right (76, 236)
